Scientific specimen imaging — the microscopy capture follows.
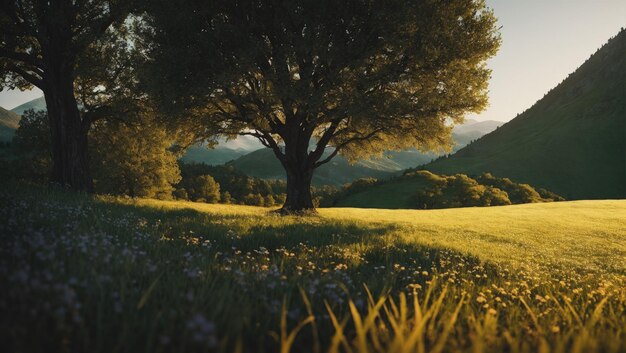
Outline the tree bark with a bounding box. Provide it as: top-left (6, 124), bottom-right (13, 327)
top-left (281, 165), bottom-right (315, 213)
top-left (43, 69), bottom-right (93, 192)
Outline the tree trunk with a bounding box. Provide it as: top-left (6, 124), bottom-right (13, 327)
top-left (281, 166), bottom-right (315, 213)
top-left (44, 72), bottom-right (93, 192)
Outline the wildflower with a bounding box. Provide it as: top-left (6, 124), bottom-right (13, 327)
top-left (335, 264), bottom-right (348, 271)
top-left (186, 314), bottom-right (217, 347)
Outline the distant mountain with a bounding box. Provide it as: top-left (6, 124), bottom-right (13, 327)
top-left (225, 120), bottom-right (502, 186)
top-left (217, 135), bottom-right (264, 151)
top-left (228, 148), bottom-right (399, 186)
top-left (6, 96), bottom-right (505, 186)
top-left (453, 119), bottom-right (502, 136)
top-left (426, 29), bottom-right (626, 199)
top-left (10, 97), bottom-right (46, 115)
top-left (0, 106), bottom-right (21, 142)
top-left (180, 145), bottom-right (248, 165)
top-left (180, 136), bottom-right (264, 165)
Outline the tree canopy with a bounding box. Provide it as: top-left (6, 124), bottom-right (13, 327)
top-left (146, 0), bottom-right (500, 212)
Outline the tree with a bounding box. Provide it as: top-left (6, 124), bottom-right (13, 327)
top-left (13, 109), bottom-right (49, 153)
top-left (90, 113), bottom-right (182, 199)
top-left (0, 0), bottom-right (136, 191)
top-left (146, 0), bottom-right (500, 212)
top-left (11, 105), bottom-right (182, 198)
top-left (12, 109), bottom-right (51, 182)
top-left (184, 175), bottom-right (221, 203)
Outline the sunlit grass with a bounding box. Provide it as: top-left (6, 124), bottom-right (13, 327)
top-left (1, 185), bottom-right (625, 352)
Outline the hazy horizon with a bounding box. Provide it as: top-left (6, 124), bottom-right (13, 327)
top-left (1, 0), bottom-right (624, 123)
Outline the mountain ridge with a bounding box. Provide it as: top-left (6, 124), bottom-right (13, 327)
top-left (424, 29), bottom-right (625, 199)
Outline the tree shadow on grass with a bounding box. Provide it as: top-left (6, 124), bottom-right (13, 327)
top-left (95, 198), bottom-right (402, 249)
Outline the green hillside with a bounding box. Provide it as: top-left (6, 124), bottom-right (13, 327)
top-left (180, 145), bottom-right (247, 165)
top-left (228, 148), bottom-right (400, 186)
top-left (0, 106), bottom-right (21, 142)
top-left (334, 170), bottom-right (561, 209)
top-left (6, 96), bottom-right (501, 174)
top-left (227, 120), bottom-right (502, 186)
top-left (426, 29), bottom-right (626, 199)
top-left (10, 96), bottom-right (46, 115)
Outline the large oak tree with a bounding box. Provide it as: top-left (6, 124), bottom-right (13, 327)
top-left (0, 0), bottom-right (136, 191)
top-left (146, 0), bottom-right (500, 212)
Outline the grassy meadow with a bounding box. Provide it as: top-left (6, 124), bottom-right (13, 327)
top-left (1, 185), bottom-right (625, 353)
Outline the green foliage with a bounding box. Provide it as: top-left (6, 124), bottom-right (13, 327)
top-left (178, 162), bottom-right (283, 205)
top-left (241, 193), bottom-right (265, 206)
top-left (10, 110), bottom-right (52, 183)
top-left (182, 175), bottom-right (221, 203)
top-left (476, 173), bottom-right (545, 203)
top-left (90, 117), bottom-right (181, 199)
top-left (220, 191), bottom-right (233, 204)
top-left (173, 188), bottom-right (189, 201)
top-left (426, 29), bottom-right (626, 200)
top-left (8, 108), bottom-right (182, 199)
top-left (336, 170), bottom-right (562, 209)
top-left (0, 0), bottom-right (141, 190)
top-left (146, 0), bottom-right (500, 210)
top-left (147, 0), bottom-right (500, 157)
top-left (12, 109), bottom-right (50, 154)
top-left (176, 162), bottom-right (339, 207)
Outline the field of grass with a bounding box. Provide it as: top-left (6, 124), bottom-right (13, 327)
top-left (1, 185), bottom-right (625, 353)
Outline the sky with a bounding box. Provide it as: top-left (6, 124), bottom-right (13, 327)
top-left (1, 0), bottom-right (625, 122)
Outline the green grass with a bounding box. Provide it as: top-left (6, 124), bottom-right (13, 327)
top-left (426, 29), bottom-right (625, 199)
top-left (1, 185), bottom-right (625, 352)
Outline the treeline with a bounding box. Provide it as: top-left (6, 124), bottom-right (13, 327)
top-left (410, 171), bottom-right (563, 209)
top-left (174, 163), bottom-right (286, 206)
top-left (0, 109), bottom-right (337, 207)
top-left (3, 110), bottom-right (182, 199)
top-left (323, 170), bottom-right (564, 209)
top-left (406, 170), bottom-right (564, 209)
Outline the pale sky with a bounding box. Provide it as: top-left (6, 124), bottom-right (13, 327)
top-left (1, 0), bottom-right (625, 122)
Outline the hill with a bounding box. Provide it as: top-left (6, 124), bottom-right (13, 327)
top-left (10, 96), bottom-right (47, 115)
top-left (333, 170), bottom-right (562, 209)
top-left (5, 97), bottom-right (504, 176)
top-left (226, 120), bottom-right (501, 185)
top-left (425, 30), bottom-right (626, 199)
top-left (228, 147), bottom-right (400, 186)
top-left (4, 97), bottom-right (261, 165)
top-left (180, 145), bottom-right (248, 165)
top-left (0, 106), bottom-right (21, 142)
top-left (2, 185), bottom-right (625, 352)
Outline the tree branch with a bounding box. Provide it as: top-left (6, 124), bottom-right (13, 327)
top-left (6, 63), bottom-right (44, 89)
top-left (0, 47), bottom-right (43, 68)
top-left (313, 127), bottom-right (385, 168)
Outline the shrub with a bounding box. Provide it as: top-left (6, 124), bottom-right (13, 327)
top-left (185, 175), bottom-right (221, 203)
top-left (173, 188), bottom-right (189, 200)
top-left (242, 193), bottom-right (265, 206)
